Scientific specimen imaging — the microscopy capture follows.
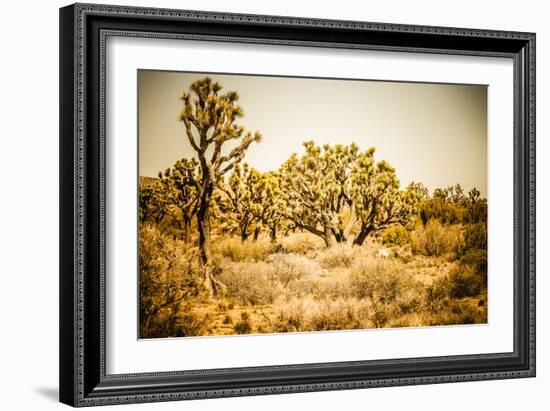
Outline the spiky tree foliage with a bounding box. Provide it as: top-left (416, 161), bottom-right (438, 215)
top-left (158, 158), bottom-right (200, 242)
top-left (433, 187), bottom-right (449, 201)
top-left (254, 171), bottom-right (283, 242)
top-left (215, 165), bottom-right (283, 242)
top-left (139, 179), bottom-right (168, 225)
top-left (448, 183), bottom-right (465, 204)
top-left (215, 163), bottom-right (262, 241)
top-left (350, 151), bottom-right (419, 245)
top-left (178, 77), bottom-right (261, 295)
top-left (467, 187), bottom-right (487, 224)
top-left (279, 141), bottom-right (359, 247)
top-left (407, 181), bottom-right (429, 203)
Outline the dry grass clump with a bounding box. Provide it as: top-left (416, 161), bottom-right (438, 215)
top-left (233, 312), bottom-right (253, 334)
top-left (280, 232), bottom-right (325, 255)
top-left (140, 223), bottom-right (487, 337)
top-left (348, 256), bottom-right (423, 327)
top-left (348, 257), bottom-right (410, 300)
top-left (316, 243), bottom-right (362, 269)
top-left (411, 219), bottom-right (464, 257)
top-left (268, 296), bottom-right (373, 332)
top-left (381, 225), bottom-right (411, 247)
top-left (217, 261), bottom-right (279, 305)
top-left (430, 264), bottom-right (486, 300)
top-left (212, 237), bottom-right (276, 262)
top-left (139, 223), bottom-right (212, 337)
top-left (423, 298), bottom-right (487, 326)
top-left (268, 253), bottom-right (322, 285)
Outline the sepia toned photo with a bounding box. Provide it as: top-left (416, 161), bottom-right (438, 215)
top-left (138, 70), bottom-right (488, 339)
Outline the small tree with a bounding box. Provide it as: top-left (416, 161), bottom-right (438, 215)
top-left (158, 158), bottom-right (200, 242)
top-left (139, 179), bottom-right (168, 225)
top-left (178, 77), bottom-right (261, 295)
top-left (254, 171), bottom-right (283, 242)
top-left (216, 165), bottom-right (283, 242)
top-left (215, 163), bottom-right (262, 241)
top-left (448, 183), bottom-right (465, 204)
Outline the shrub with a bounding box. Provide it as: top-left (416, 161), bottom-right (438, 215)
top-left (280, 233), bottom-right (325, 255)
top-left (463, 222), bottom-right (487, 251)
top-left (447, 264), bottom-right (486, 298)
top-left (218, 261), bottom-right (278, 305)
top-left (234, 312), bottom-right (253, 334)
top-left (348, 257), bottom-right (409, 301)
top-left (423, 299), bottom-right (487, 326)
top-left (212, 237), bottom-right (275, 262)
top-left (460, 249), bottom-right (487, 277)
top-left (269, 296), bottom-right (373, 332)
top-left (347, 257), bottom-right (421, 327)
top-left (419, 198), bottom-right (464, 225)
top-left (411, 219), bottom-right (463, 257)
top-left (381, 225), bottom-right (411, 247)
top-left (317, 243), bottom-right (359, 269)
top-left (139, 224), bottom-right (209, 338)
top-left (428, 261), bottom-right (487, 301)
top-left (268, 253), bottom-right (321, 285)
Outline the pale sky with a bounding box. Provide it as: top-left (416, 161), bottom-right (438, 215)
top-left (138, 70), bottom-right (487, 196)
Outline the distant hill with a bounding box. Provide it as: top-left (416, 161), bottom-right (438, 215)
top-left (139, 176), bottom-right (159, 187)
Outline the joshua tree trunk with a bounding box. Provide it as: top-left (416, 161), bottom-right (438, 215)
top-left (253, 226), bottom-right (261, 241)
top-left (269, 226), bottom-right (277, 243)
top-left (353, 223), bottom-right (373, 246)
top-left (324, 230), bottom-right (337, 248)
top-left (240, 220), bottom-right (249, 242)
top-left (196, 183), bottom-right (224, 297)
top-left (182, 215), bottom-right (191, 243)
top-left (196, 199), bottom-right (212, 266)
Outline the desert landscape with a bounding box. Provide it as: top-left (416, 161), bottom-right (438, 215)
top-left (138, 74), bottom-right (488, 338)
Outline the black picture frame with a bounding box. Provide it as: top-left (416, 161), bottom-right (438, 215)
top-left (59, 3), bottom-right (536, 407)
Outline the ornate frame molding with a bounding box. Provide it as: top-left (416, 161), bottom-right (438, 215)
top-left (60, 3), bottom-right (535, 407)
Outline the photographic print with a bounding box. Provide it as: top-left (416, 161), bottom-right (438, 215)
top-left (138, 70), bottom-right (488, 339)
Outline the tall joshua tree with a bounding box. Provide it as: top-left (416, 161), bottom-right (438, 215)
top-left (178, 77), bottom-right (261, 295)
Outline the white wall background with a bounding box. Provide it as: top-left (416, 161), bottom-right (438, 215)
top-left (0, 0), bottom-right (546, 409)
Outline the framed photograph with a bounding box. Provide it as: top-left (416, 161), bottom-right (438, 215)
top-left (59, 3), bottom-right (535, 407)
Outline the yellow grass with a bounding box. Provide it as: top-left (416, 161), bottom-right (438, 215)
top-left (139, 226), bottom-right (487, 338)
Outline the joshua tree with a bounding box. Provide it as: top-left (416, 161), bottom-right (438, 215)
top-left (178, 77), bottom-right (261, 295)
top-left (215, 163), bottom-right (262, 241)
top-left (279, 141), bottom-right (359, 247)
top-left (350, 151), bottom-right (418, 246)
top-left (158, 158), bottom-right (200, 242)
top-left (139, 179), bottom-right (168, 225)
top-left (215, 165), bottom-right (282, 242)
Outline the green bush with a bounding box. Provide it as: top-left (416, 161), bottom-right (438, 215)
top-left (381, 225), bottom-right (411, 247)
